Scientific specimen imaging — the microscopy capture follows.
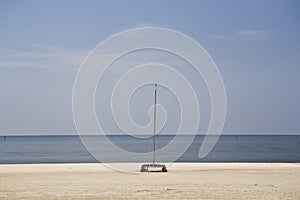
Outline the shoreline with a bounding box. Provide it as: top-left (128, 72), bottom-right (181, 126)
top-left (0, 162), bottom-right (299, 173)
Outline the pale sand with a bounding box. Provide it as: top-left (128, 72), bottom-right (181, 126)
top-left (0, 163), bottom-right (299, 199)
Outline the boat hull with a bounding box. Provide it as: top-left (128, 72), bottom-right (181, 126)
top-left (140, 164), bottom-right (167, 172)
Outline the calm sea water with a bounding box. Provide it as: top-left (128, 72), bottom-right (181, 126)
top-left (0, 135), bottom-right (299, 164)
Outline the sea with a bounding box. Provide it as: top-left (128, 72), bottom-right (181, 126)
top-left (0, 135), bottom-right (299, 164)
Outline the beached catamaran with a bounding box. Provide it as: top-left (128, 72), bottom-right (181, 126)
top-left (140, 83), bottom-right (167, 172)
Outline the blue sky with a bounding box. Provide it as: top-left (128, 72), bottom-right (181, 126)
top-left (0, 0), bottom-right (299, 134)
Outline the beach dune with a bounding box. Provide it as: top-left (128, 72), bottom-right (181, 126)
top-left (0, 163), bottom-right (299, 199)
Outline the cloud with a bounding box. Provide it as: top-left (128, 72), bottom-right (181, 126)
top-left (212, 29), bottom-right (275, 40)
top-left (234, 29), bottom-right (275, 40)
top-left (0, 44), bottom-right (88, 71)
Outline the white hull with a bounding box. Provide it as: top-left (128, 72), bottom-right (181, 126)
top-left (140, 164), bottom-right (167, 172)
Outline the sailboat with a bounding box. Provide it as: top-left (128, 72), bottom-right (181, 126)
top-left (140, 83), bottom-right (167, 172)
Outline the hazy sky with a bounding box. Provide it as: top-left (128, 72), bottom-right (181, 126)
top-left (0, 0), bottom-right (299, 135)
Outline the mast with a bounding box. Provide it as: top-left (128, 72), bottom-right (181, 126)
top-left (153, 83), bottom-right (158, 165)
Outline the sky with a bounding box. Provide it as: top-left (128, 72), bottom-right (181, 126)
top-left (0, 0), bottom-right (299, 135)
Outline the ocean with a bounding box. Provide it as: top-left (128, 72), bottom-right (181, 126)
top-left (0, 135), bottom-right (299, 164)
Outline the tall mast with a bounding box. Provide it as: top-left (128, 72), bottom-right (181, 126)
top-left (153, 83), bottom-right (158, 164)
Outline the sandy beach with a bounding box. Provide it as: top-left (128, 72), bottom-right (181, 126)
top-left (0, 163), bottom-right (299, 199)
